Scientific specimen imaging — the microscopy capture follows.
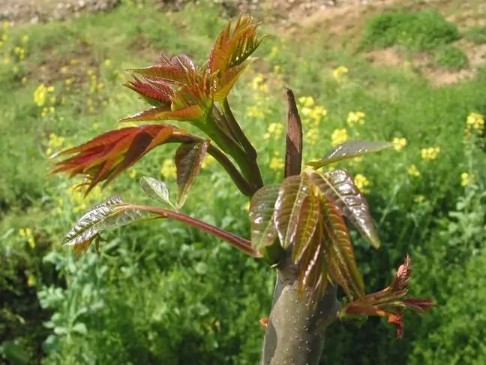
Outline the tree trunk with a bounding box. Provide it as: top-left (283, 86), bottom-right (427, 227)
top-left (260, 259), bottom-right (339, 365)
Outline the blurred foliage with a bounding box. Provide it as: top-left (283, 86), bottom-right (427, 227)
top-left (1, 1), bottom-right (486, 364)
top-left (434, 45), bottom-right (469, 70)
top-left (360, 9), bottom-right (460, 51)
top-left (463, 25), bottom-right (486, 45)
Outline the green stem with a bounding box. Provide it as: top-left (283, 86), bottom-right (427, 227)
top-left (223, 98), bottom-right (264, 188)
top-left (128, 204), bottom-right (260, 258)
top-left (208, 107), bottom-right (263, 192)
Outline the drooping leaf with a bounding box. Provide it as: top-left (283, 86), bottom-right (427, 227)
top-left (310, 170), bottom-right (380, 249)
top-left (175, 141), bottom-right (209, 207)
top-left (52, 125), bottom-right (183, 194)
top-left (249, 184), bottom-right (280, 251)
top-left (320, 193), bottom-right (365, 299)
top-left (307, 140), bottom-right (392, 169)
top-left (63, 195), bottom-right (124, 247)
top-left (140, 176), bottom-right (174, 208)
top-left (63, 196), bottom-right (153, 254)
top-left (274, 174), bottom-right (313, 249)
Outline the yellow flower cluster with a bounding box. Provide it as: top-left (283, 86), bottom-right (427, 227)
top-left (333, 65), bottom-right (348, 82)
top-left (269, 155), bottom-right (285, 171)
top-left (461, 172), bottom-right (475, 187)
top-left (46, 133), bottom-right (65, 155)
top-left (19, 227), bottom-right (36, 249)
top-left (251, 73), bottom-right (268, 93)
top-left (421, 146), bottom-right (440, 160)
top-left (465, 112), bottom-right (484, 135)
top-left (354, 174), bottom-right (370, 193)
top-left (161, 159), bottom-right (177, 179)
top-left (407, 164), bottom-right (420, 177)
top-left (13, 46), bottom-right (26, 60)
top-left (88, 68), bottom-right (105, 94)
top-left (347, 111), bottom-right (365, 127)
top-left (64, 185), bottom-right (102, 213)
top-left (33, 84), bottom-right (54, 107)
top-left (298, 96), bottom-right (327, 146)
top-left (331, 128), bottom-right (348, 147)
top-left (264, 122), bottom-right (284, 140)
top-left (392, 137), bottom-right (407, 151)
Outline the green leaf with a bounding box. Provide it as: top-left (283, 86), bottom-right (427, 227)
top-left (274, 173), bottom-right (314, 249)
top-left (63, 196), bottom-right (124, 246)
top-left (307, 140), bottom-right (392, 169)
top-left (140, 176), bottom-right (175, 209)
top-left (320, 194), bottom-right (365, 299)
top-left (249, 184), bottom-right (280, 251)
top-left (310, 170), bottom-right (380, 249)
top-left (63, 196), bottom-right (152, 248)
top-left (175, 141), bottom-right (209, 207)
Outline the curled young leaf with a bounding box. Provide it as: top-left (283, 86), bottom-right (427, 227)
top-left (320, 193), bottom-right (365, 300)
top-left (274, 174), bottom-right (313, 250)
top-left (175, 141), bottom-right (209, 207)
top-left (310, 170), bottom-right (380, 249)
top-left (341, 255), bottom-right (434, 338)
top-left (307, 140), bottom-right (392, 169)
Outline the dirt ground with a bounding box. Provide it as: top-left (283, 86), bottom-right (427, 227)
top-left (2, 0), bottom-right (485, 86)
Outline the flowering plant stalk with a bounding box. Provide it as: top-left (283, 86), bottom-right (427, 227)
top-left (53, 15), bottom-right (433, 364)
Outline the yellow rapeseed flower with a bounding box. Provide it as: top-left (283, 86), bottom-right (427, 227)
top-left (332, 65), bottom-right (348, 82)
top-left (465, 112), bottom-right (484, 134)
top-left (421, 147), bottom-right (440, 160)
top-left (269, 156), bottom-right (285, 171)
top-left (407, 164), bottom-right (420, 177)
top-left (347, 111), bottom-right (365, 127)
top-left (461, 172), bottom-right (475, 187)
top-left (305, 128), bottom-right (319, 146)
top-left (298, 96), bottom-right (315, 108)
top-left (19, 227), bottom-right (35, 248)
top-left (129, 169), bottom-right (137, 179)
top-left (33, 84), bottom-right (47, 106)
top-left (104, 59), bottom-right (112, 67)
top-left (354, 174), bottom-right (370, 193)
top-left (392, 137), bottom-right (407, 151)
top-left (161, 159), bottom-right (177, 179)
top-left (263, 122), bottom-right (284, 140)
top-left (331, 128), bottom-right (348, 147)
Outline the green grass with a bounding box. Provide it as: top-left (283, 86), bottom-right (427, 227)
top-left (463, 24), bottom-right (486, 45)
top-left (2, 2), bottom-right (486, 364)
top-left (434, 45), bottom-right (469, 70)
top-left (360, 9), bottom-right (460, 51)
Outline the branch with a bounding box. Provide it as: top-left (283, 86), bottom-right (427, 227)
top-left (127, 203), bottom-right (260, 258)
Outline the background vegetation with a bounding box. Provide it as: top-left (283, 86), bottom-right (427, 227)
top-left (1, 0), bottom-right (486, 364)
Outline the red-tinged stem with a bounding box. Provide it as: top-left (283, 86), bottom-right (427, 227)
top-left (126, 204), bottom-right (260, 258)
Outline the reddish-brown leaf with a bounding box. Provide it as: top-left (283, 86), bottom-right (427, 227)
top-left (175, 141), bottom-right (209, 207)
top-left (53, 125), bottom-right (179, 193)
